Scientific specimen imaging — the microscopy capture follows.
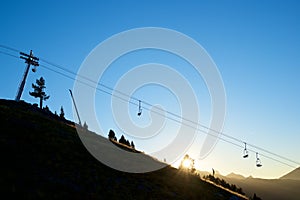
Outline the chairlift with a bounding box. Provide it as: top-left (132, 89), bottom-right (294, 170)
top-left (256, 152), bottom-right (262, 167)
top-left (243, 142), bottom-right (249, 158)
top-left (137, 100), bottom-right (142, 116)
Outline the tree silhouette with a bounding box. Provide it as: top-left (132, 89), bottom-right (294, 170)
top-left (250, 193), bottom-right (262, 200)
top-left (179, 154), bottom-right (195, 173)
top-left (118, 134), bottom-right (135, 148)
top-left (130, 141), bottom-right (135, 149)
top-left (59, 106), bottom-right (65, 119)
top-left (83, 121), bottom-right (88, 130)
top-left (42, 105), bottom-right (52, 116)
top-left (119, 135), bottom-right (126, 145)
top-left (29, 77), bottom-right (50, 108)
top-left (108, 129), bottom-right (117, 141)
top-left (202, 174), bottom-right (245, 196)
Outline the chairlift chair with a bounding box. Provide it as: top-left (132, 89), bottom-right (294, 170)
top-left (256, 152), bottom-right (262, 167)
top-left (243, 142), bottom-right (249, 158)
top-left (243, 149), bottom-right (249, 158)
top-left (137, 100), bottom-right (142, 116)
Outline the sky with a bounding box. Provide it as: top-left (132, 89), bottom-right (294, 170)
top-left (1, 0), bottom-right (300, 179)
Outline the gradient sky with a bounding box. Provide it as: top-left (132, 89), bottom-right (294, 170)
top-left (1, 0), bottom-right (300, 179)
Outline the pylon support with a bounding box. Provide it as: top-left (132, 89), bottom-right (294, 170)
top-left (69, 89), bottom-right (82, 126)
top-left (15, 50), bottom-right (39, 101)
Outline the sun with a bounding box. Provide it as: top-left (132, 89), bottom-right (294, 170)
top-left (182, 158), bottom-right (192, 168)
top-left (180, 154), bottom-right (195, 171)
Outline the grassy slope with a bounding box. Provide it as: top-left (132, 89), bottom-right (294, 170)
top-left (0, 99), bottom-right (247, 199)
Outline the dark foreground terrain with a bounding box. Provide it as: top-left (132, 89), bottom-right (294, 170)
top-left (0, 99), bottom-right (247, 199)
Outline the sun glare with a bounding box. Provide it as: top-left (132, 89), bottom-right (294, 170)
top-left (182, 158), bottom-right (191, 168)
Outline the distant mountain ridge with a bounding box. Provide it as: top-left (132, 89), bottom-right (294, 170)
top-left (226, 173), bottom-right (246, 180)
top-left (210, 168), bottom-right (300, 200)
top-left (280, 167), bottom-right (300, 180)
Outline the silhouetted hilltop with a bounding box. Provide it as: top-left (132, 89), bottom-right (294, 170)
top-left (0, 99), bottom-right (246, 199)
top-left (226, 173), bottom-right (246, 180)
top-left (217, 171), bottom-right (300, 200)
top-left (280, 167), bottom-right (300, 180)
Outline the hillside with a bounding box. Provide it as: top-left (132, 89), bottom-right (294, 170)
top-left (0, 99), bottom-right (246, 199)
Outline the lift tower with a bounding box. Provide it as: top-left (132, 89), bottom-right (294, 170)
top-left (15, 50), bottom-right (39, 101)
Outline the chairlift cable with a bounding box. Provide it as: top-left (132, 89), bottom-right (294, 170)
top-left (1, 45), bottom-right (299, 169)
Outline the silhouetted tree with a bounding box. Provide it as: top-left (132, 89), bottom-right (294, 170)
top-left (250, 193), bottom-right (262, 200)
top-left (179, 154), bottom-right (196, 173)
top-left (29, 77), bottom-right (50, 108)
top-left (119, 135), bottom-right (126, 144)
top-left (130, 141), bottom-right (135, 149)
top-left (236, 187), bottom-right (245, 195)
top-left (43, 105), bottom-right (51, 113)
top-left (202, 174), bottom-right (245, 196)
top-left (83, 121), bottom-right (88, 130)
top-left (118, 135), bottom-right (134, 147)
top-left (230, 184), bottom-right (237, 192)
top-left (60, 106), bottom-right (65, 119)
top-left (108, 129), bottom-right (117, 141)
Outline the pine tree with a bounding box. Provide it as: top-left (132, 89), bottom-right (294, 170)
top-left (59, 106), bottom-right (65, 119)
top-left (130, 141), bottom-right (135, 149)
top-left (119, 135), bottom-right (126, 144)
top-left (29, 77), bottom-right (50, 108)
top-left (179, 154), bottom-right (196, 173)
top-left (43, 105), bottom-right (51, 114)
top-left (83, 121), bottom-right (88, 130)
top-left (108, 129), bottom-right (116, 141)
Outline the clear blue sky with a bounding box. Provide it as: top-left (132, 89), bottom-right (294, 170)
top-left (1, 0), bottom-right (300, 179)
